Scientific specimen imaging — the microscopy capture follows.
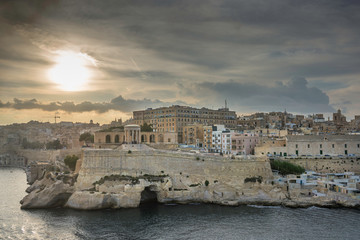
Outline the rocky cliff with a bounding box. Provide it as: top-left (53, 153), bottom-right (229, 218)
top-left (21, 171), bottom-right (77, 208)
top-left (20, 147), bottom-right (360, 209)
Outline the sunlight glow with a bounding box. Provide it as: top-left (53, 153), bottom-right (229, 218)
top-left (48, 51), bottom-right (94, 91)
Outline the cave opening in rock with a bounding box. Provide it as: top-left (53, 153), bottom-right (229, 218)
top-left (140, 186), bottom-right (158, 205)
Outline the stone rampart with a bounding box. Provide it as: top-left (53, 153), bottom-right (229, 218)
top-left (76, 149), bottom-right (273, 190)
top-left (286, 158), bottom-right (360, 174)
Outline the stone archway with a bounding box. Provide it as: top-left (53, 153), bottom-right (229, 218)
top-left (150, 134), bottom-right (155, 143)
top-left (115, 135), bottom-right (120, 143)
top-left (158, 134), bottom-right (164, 143)
top-left (141, 134), bottom-right (147, 143)
top-left (140, 186), bottom-right (158, 205)
top-left (106, 135), bottom-right (111, 143)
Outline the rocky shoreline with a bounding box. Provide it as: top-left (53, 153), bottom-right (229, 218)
top-left (20, 170), bottom-right (360, 210)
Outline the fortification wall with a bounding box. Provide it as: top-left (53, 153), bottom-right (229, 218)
top-left (18, 149), bottom-right (81, 163)
top-left (19, 149), bottom-right (60, 163)
top-left (286, 158), bottom-right (360, 174)
top-left (76, 149), bottom-right (273, 190)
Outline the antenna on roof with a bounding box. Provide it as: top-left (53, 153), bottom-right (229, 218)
top-left (225, 99), bottom-right (227, 109)
top-left (54, 112), bottom-right (60, 124)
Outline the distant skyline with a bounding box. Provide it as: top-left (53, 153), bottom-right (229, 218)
top-left (1, 0), bottom-right (360, 125)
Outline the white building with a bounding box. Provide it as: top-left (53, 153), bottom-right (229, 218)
top-left (221, 130), bottom-right (233, 154)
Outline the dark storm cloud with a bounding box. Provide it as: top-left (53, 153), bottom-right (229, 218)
top-left (1, 0), bottom-right (360, 119)
top-left (183, 77), bottom-right (335, 113)
top-left (308, 80), bottom-right (348, 91)
top-left (0, 0), bottom-right (60, 24)
top-left (0, 95), bottom-right (186, 113)
top-left (92, 0), bottom-right (360, 72)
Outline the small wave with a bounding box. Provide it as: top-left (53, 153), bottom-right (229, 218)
top-left (164, 203), bottom-right (178, 206)
top-left (304, 206), bottom-right (322, 210)
top-left (247, 205), bottom-right (281, 209)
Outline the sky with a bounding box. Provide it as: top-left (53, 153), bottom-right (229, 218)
top-left (0, 0), bottom-right (360, 125)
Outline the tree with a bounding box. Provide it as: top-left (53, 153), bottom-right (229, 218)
top-left (270, 160), bottom-right (305, 175)
top-left (141, 123), bottom-right (153, 132)
top-left (64, 155), bottom-right (79, 171)
top-left (22, 138), bottom-right (44, 149)
top-left (79, 132), bottom-right (94, 143)
top-left (46, 139), bottom-right (63, 150)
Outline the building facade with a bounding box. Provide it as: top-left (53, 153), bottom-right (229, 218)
top-left (94, 125), bottom-right (177, 148)
top-left (133, 105), bottom-right (237, 142)
top-left (255, 135), bottom-right (360, 157)
top-left (231, 133), bottom-right (260, 155)
top-left (182, 123), bottom-right (204, 147)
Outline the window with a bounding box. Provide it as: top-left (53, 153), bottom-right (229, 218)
top-left (345, 144), bottom-right (347, 148)
top-left (345, 150), bottom-right (348, 155)
top-left (296, 144), bottom-right (298, 148)
top-left (320, 150), bottom-right (323, 155)
top-left (308, 144), bottom-right (310, 148)
top-left (332, 144), bottom-right (335, 148)
top-left (358, 144), bottom-right (360, 148)
top-left (320, 144), bottom-right (322, 148)
top-left (296, 150), bottom-right (299, 156)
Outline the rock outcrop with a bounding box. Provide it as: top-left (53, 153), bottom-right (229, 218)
top-left (20, 170), bottom-right (360, 209)
top-left (20, 172), bottom-right (77, 209)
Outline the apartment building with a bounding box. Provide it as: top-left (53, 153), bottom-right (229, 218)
top-left (182, 123), bottom-right (204, 147)
top-left (133, 105), bottom-right (236, 142)
top-left (231, 133), bottom-right (260, 155)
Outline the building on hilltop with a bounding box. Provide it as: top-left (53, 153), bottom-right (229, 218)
top-left (231, 133), bottom-right (260, 155)
top-left (182, 123), bottom-right (204, 147)
top-left (94, 124), bottom-right (178, 148)
top-left (255, 135), bottom-right (360, 157)
top-left (333, 109), bottom-right (347, 125)
top-left (133, 105), bottom-right (236, 142)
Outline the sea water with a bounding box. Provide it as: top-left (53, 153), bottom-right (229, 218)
top-left (1, 168), bottom-right (359, 240)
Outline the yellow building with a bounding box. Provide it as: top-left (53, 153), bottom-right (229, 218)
top-left (94, 125), bottom-right (178, 148)
top-left (133, 105), bottom-right (236, 143)
top-left (182, 123), bottom-right (204, 147)
top-left (203, 126), bottom-right (213, 150)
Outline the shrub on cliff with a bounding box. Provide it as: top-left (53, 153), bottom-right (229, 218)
top-left (22, 138), bottom-right (44, 149)
top-left (244, 176), bottom-right (262, 184)
top-left (46, 139), bottom-right (64, 150)
top-left (79, 132), bottom-right (94, 143)
top-left (270, 160), bottom-right (305, 175)
top-left (205, 180), bottom-right (209, 186)
top-left (64, 155), bottom-right (79, 171)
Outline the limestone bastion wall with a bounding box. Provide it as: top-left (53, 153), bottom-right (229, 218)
top-left (76, 149), bottom-right (273, 190)
top-left (286, 158), bottom-right (360, 174)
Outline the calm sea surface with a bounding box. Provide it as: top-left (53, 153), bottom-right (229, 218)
top-left (1, 168), bottom-right (360, 240)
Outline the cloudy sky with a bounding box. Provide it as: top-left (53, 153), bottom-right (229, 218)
top-left (0, 0), bottom-right (359, 125)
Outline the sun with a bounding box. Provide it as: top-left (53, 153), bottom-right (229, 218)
top-left (48, 51), bottom-right (92, 91)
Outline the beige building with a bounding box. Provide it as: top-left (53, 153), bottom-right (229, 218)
top-left (287, 135), bottom-right (360, 156)
top-left (94, 125), bottom-right (177, 148)
top-left (182, 123), bottom-right (204, 147)
top-left (133, 105), bottom-right (236, 142)
top-left (255, 138), bottom-right (287, 156)
top-left (252, 127), bottom-right (288, 137)
top-left (255, 135), bottom-right (360, 157)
